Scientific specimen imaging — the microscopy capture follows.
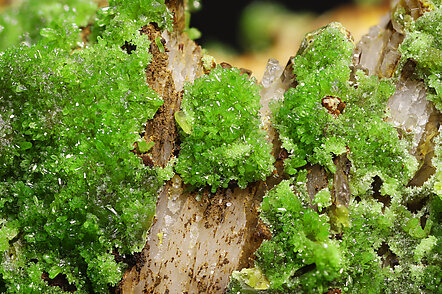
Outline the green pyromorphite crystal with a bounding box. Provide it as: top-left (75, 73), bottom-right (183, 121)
top-left (256, 180), bottom-right (342, 293)
top-left (398, 0), bottom-right (442, 111)
top-left (231, 20), bottom-right (441, 294)
top-left (176, 66), bottom-right (275, 192)
top-left (274, 22), bottom-right (417, 188)
top-left (241, 175), bottom-right (441, 293)
top-left (0, 0), bottom-right (171, 293)
top-left (0, 0), bottom-right (98, 50)
top-left (229, 268), bottom-right (270, 291)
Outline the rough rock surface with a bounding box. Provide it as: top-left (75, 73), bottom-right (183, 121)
top-left (119, 179), bottom-right (267, 294)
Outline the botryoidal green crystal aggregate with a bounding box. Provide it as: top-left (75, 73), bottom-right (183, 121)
top-left (176, 66), bottom-right (274, 192)
top-left (0, 0), bottom-right (171, 292)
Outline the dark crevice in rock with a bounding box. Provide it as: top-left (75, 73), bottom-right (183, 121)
top-left (377, 242), bottom-right (399, 269)
top-left (400, 59), bottom-right (418, 79)
top-left (306, 164), bottom-right (329, 212)
top-left (293, 263), bottom-right (316, 277)
top-left (281, 57), bottom-right (298, 89)
top-left (236, 182), bottom-right (271, 270)
top-left (406, 196), bottom-right (428, 214)
top-left (333, 232), bottom-right (344, 240)
top-left (420, 212), bottom-right (429, 231)
top-left (371, 175), bottom-right (391, 212)
top-left (112, 248), bottom-right (144, 271)
top-left (41, 272), bottom-right (77, 293)
top-left (331, 154), bottom-right (351, 208)
top-left (122, 41), bottom-right (137, 54)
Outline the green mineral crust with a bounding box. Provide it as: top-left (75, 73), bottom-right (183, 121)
top-left (274, 22), bottom-right (417, 185)
top-left (257, 180), bottom-right (342, 292)
top-left (175, 66), bottom-right (274, 192)
top-left (0, 0), bottom-right (171, 292)
top-left (396, 0), bottom-right (442, 111)
top-left (230, 12), bottom-right (441, 294)
top-left (1, 0), bottom-right (441, 293)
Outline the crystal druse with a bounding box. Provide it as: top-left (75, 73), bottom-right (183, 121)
top-left (0, 0), bottom-right (172, 292)
top-left (175, 66), bottom-right (274, 192)
top-left (0, 0), bottom-right (440, 293)
top-left (230, 1), bottom-right (441, 293)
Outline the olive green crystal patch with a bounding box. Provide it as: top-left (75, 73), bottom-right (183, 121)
top-left (176, 66), bottom-right (275, 192)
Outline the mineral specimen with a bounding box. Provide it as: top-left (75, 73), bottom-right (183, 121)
top-left (0, 0), bottom-right (441, 293)
top-left (231, 1), bottom-right (441, 293)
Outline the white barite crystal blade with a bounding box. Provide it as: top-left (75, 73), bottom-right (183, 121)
top-left (259, 58), bottom-right (285, 115)
top-left (387, 79), bottom-right (433, 149)
top-left (163, 30), bottom-right (204, 92)
top-left (120, 176), bottom-right (264, 294)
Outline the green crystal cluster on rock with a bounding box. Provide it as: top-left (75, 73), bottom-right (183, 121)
top-left (0, 0), bottom-right (171, 292)
top-left (396, 0), bottom-right (442, 111)
top-left (274, 22), bottom-right (417, 186)
top-left (176, 66), bottom-right (274, 192)
top-left (1, 0), bottom-right (441, 293)
top-left (257, 180), bottom-right (341, 292)
top-left (231, 175), bottom-right (441, 293)
top-left (230, 16), bottom-right (441, 294)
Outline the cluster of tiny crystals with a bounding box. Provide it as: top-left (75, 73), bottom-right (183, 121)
top-left (240, 19), bottom-right (441, 293)
top-left (0, 0), bottom-right (171, 292)
top-left (176, 66), bottom-right (275, 192)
